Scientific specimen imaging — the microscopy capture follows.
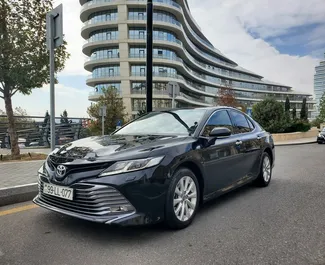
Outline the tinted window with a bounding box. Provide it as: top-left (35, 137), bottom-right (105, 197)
top-left (202, 110), bottom-right (233, 137)
top-left (114, 109), bottom-right (207, 136)
top-left (246, 117), bottom-right (255, 130)
top-left (229, 110), bottom-right (252, 134)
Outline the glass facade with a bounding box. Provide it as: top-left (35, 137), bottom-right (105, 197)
top-left (90, 47), bottom-right (119, 60)
top-left (89, 83), bottom-right (122, 97)
top-left (92, 65), bottom-right (120, 78)
top-left (88, 10), bottom-right (118, 23)
top-left (131, 65), bottom-right (177, 77)
top-left (131, 82), bottom-right (169, 95)
top-left (132, 99), bottom-right (172, 111)
top-left (313, 57), bottom-right (325, 117)
top-left (129, 46), bottom-right (177, 59)
top-left (128, 9), bottom-right (180, 26)
top-left (89, 29), bottom-right (119, 42)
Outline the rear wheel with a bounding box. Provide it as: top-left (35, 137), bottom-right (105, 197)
top-left (254, 152), bottom-right (272, 187)
top-left (165, 168), bottom-right (200, 229)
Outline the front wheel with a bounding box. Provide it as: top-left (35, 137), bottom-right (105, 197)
top-left (254, 152), bottom-right (272, 187)
top-left (165, 168), bottom-right (200, 229)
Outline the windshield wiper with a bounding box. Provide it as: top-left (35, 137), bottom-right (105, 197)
top-left (161, 111), bottom-right (197, 135)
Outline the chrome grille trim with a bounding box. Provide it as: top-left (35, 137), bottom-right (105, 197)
top-left (38, 180), bottom-right (135, 217)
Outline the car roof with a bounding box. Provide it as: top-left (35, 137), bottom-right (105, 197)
top-left (155, 106), bottom-right (244, 113)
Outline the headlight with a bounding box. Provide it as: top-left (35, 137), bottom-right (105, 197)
top-left (98, 156), bottom-right (164, 177)
top-left (38, 163), bottom-right (47, 177)
top-left (318, 133), bottom-right (322, 137)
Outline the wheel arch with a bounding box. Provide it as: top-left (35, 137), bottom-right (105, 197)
top-left (263, 146), bottom-right (273, 166)
top-left (173, 160), bottom-right (205, 204)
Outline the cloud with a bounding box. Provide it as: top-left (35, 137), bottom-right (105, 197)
top-left (187, 0), bottom-right (324, 95)
top-left (0, 83), bottom-right (90, 117)
top-left (53, 0), bottom-right (89, 77)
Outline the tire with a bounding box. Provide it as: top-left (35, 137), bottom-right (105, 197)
top-left (254, 152), bottom-right (272, 187)
top-left (164, 167), bottom-right (200, 230)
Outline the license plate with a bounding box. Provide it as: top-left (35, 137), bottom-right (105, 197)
top-left (43, 183), bottom-right (74, 201)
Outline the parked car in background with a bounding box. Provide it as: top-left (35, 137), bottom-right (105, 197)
top-left (317, 127), bottom-right (325, 144)
top-left (34, 107), bottom-right (275, 229)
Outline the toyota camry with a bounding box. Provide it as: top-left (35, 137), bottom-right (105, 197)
top-left (33, 107), bottom-right (275, 229)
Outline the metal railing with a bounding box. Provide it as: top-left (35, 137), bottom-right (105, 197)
top-left (0, 115), bottom-right (91, 149)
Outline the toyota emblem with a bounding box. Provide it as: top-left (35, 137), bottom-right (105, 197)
top-left (56, 165), bottom-right (67, 178)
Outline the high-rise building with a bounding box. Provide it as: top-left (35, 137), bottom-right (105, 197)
top-left (313, 54), bottom-right (325, 118)
top-left (80, 0), bottom-right (314, 119)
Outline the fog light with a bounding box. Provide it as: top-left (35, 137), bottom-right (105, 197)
top-left (110, 204), bottom-right (134, 213)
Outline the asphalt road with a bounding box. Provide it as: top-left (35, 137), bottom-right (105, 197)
top-left (1, 144), bottom-right (325, 265)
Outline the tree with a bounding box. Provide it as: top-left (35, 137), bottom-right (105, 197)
top-left (252, 97), bottom-right (287, 133)
top-left (87, 87), bottom-right (126, 135)
top-left (60, 110), bottom-right (69, 124)
top-left (292, 107), bottom-right (297, 120)
top-left (0, 1), bottom-right (70, 158)
top-left (300, 98), bottom-right (308, 120)
top-left (216, 82), bottom-right (239, 107)
top-left (285, 96), bottom-right (290, 112)
top-left (137, 110), bottom-right (147, 117)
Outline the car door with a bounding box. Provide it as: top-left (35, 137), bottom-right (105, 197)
top-left (228, 110), bottom-right (261, 180)
top-left (199, 109), bottom-right (244, 195)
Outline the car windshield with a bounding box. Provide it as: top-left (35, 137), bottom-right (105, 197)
top-left (114, 109), bottom-right (207, 136)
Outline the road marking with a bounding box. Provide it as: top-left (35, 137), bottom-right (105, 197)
top-left (0, 204), bottom-right (38, 217)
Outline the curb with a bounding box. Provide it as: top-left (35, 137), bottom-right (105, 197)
top-left (0, 183), bottom-right (38, 207)
top-left (274, 141), bottom-right (316, 147)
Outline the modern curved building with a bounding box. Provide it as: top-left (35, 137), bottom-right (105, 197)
top-left (80, 0), bottom-right (315, 119)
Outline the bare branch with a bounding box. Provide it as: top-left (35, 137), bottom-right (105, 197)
top-left (11, 89), bottom-right (19, 97)
top-left (0, 82), bottom-right (4, 93)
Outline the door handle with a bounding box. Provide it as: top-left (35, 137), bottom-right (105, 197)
top-left (236, 140), bottom-right (242, 145)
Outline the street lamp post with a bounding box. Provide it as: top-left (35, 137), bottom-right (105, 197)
top-left (146, 0), bottom-right (153, 113)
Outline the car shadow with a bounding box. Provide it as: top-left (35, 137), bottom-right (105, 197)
top-left (198, 183), bottom-right (256, 214)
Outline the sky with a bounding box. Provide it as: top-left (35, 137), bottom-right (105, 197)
top-left (1, 0), bottom-right (324, 118)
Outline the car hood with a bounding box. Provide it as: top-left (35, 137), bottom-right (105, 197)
top-left (50, 134), bottom-right (189, 163)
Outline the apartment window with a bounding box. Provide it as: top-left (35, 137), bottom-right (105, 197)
top-left (158, 50), bottom-right (163, 57)
top-left (140, 67), bottom-right (146, 76)
top-left (139, 31), bottom-right (145, 39)
top-left (139, 49), bottom-right (145, 57)
top-left (138, 12), bottom-right (144, 19)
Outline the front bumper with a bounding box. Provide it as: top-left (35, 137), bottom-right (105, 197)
top-left (317, 136), bottom-right (325, 143)
top-left (34, 166), bottom-right (168, 226)
top-left (33, 195), bottom-right (148, 226)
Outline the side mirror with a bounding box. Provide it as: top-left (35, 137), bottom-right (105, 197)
top-left (209, 127), bottom-right (231, 138)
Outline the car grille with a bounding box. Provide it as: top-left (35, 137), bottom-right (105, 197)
top-left (47, 155), bottom-right (113, 175)
top-left (38, 179), bottom-right (135, 217)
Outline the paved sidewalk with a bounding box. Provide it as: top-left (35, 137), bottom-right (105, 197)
top-left (0, 160), bottom-right (44, 189)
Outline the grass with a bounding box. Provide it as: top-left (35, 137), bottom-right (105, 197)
top-left (0, 153), bottom-right (47, 162)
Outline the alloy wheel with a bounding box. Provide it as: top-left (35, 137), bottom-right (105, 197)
top-left (173, 176), bottom-right (198, 222)
top-left (263, 156), bottom-right (271, 183)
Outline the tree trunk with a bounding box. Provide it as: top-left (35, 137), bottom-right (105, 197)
top-left (4, 94), bottom-right (20, 159)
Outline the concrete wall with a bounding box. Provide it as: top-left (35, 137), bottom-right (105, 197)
top-left (272, 127), bottom-right (319, 142)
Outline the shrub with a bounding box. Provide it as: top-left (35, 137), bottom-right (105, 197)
top-left (252, 98), bottom-right (287, 133)
top-left (286, 120), bottom-right (311, 133)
